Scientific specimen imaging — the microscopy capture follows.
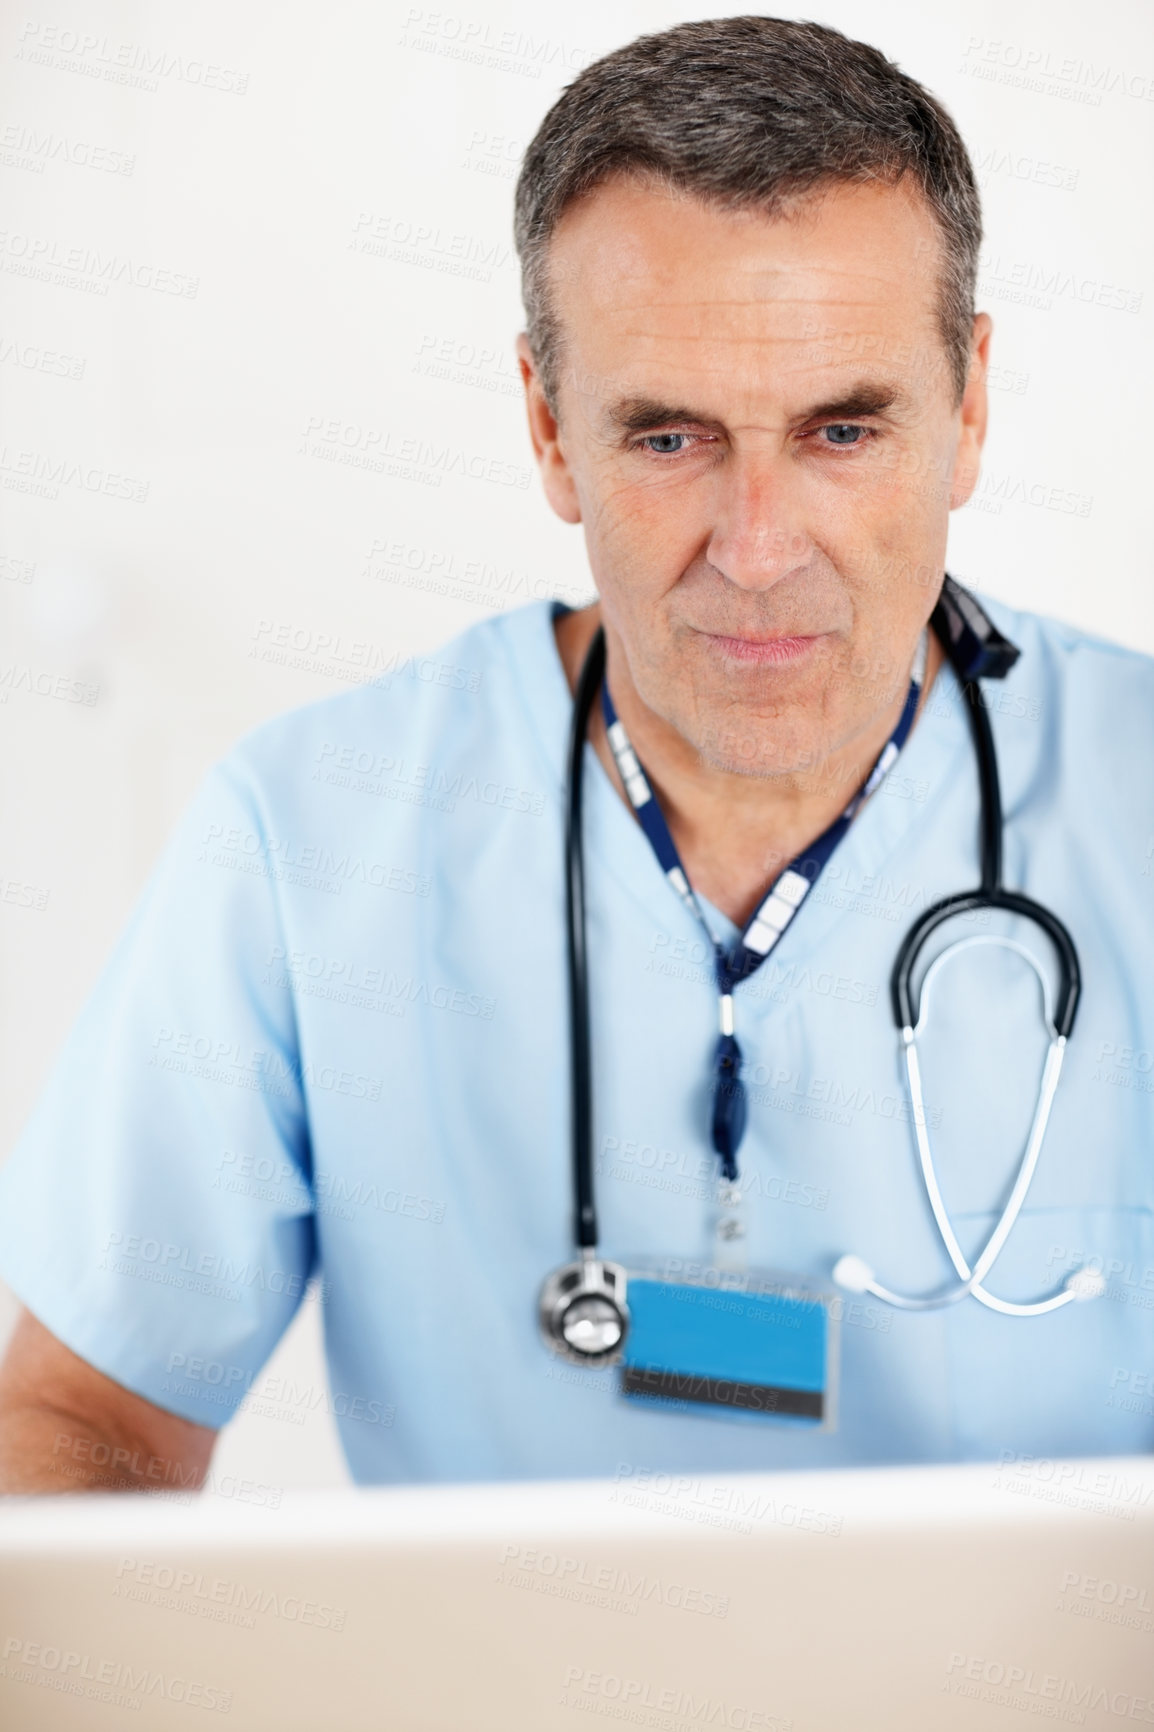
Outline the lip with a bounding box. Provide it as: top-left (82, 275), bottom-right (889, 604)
top-left (698, 630), bottom-right (824, 667)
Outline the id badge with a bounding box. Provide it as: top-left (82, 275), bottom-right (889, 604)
top-left (617, 1181), bottom-right (838, 1427)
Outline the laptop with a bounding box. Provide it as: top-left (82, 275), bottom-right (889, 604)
top-left (1, 1455), bottom-right (1151, 1730)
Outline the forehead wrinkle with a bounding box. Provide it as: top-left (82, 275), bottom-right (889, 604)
top-left (551, 176), bottom-right (948, 351)
top-left (605, 320), bottom-right (904, 347)
top-left (578, 262), bottom-right (926, 307)
top-left (607, 299), bottom-right (928, 322)
top-left (591, 334), bottom-right (917, 391)
top-left (585, 296), bottom-right (936, 348)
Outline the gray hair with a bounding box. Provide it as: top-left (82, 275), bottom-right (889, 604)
top-left (513, 16), bottom-right (982, 411)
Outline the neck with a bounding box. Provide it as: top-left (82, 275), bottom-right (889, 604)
top-left (554, 604), bottom-right (943, 927)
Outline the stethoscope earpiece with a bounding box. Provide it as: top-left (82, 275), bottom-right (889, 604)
top-left (832, 1254), bottom-right (874, 1294)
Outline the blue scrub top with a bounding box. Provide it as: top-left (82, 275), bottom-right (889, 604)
top-left (0, 594), bottom-right (1151, 1481)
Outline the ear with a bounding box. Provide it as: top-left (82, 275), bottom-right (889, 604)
top-left (949, 312), bottom-right (992, 511)
top-left (516, 333), bottom-right (582, 525)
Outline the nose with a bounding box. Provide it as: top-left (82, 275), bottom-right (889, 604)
top-left (703, 448), bottom-right (814, 592)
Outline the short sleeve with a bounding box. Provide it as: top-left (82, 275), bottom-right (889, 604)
top-left (0, 754), bottom-right (316, 1428)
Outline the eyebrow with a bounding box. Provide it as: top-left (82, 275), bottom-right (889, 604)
top-left (603, 384), bottom-right (908, 438)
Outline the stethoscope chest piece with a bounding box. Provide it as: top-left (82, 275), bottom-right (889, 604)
top-left (539, 1255), bottom-right (629, 1365)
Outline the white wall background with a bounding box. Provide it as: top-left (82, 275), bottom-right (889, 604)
top-left (0, 0), bottom-right (1150, 1491)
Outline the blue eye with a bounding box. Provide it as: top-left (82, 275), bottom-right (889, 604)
top-left (640, 433), bottom-right (691, 454)
top-left (822, 424), bottom-right (867, 446)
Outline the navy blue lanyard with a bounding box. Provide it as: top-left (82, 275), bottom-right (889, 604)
top-left (602, 645), bottom-right (925, 1180)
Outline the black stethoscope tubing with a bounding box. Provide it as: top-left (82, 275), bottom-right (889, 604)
top-left (565, 622), bottom-right (606, 1252)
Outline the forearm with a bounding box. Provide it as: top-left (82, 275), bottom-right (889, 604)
top-left (0, 1402), bottom-right (210, 1494)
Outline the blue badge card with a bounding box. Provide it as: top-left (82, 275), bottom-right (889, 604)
top-left (618, 1257), bottom-right (838, 1429)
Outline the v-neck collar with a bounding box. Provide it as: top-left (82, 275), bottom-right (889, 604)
top-left (500, 599), bottom-right (972, 971)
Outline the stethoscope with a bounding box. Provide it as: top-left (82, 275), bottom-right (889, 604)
top-left (539, 578), bottom-right (1103, 1366)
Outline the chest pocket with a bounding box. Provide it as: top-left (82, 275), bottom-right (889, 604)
top-left (943, 1205), bottom-right (1154, 1460)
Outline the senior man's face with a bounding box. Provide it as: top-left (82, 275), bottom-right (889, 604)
top-left (520, 174), bottom-right (990, 777)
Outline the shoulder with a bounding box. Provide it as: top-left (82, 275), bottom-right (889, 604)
top-left (974, 588), bottom-right (1154, 706)
top-left (960, 587), bottom-right (1154, 834)
top-left (958, 588), bottom-right (1154, 762)
top-left (207, 602), bottom-right (564, 816)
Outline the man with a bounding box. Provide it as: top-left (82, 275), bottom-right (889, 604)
top-left (0, 16), bottom-right (1151, 1494)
